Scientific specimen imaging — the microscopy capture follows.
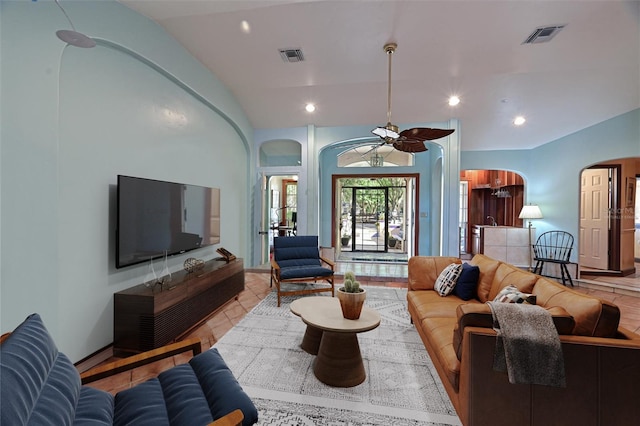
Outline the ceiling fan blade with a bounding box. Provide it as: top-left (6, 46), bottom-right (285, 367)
top-left (392, 140), bottom-right (428, 153)
top-left (399, 127), bottom-right (455, 141)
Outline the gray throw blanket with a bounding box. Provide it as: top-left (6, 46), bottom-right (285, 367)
top-left (487, 302), bottom-right (566, 387)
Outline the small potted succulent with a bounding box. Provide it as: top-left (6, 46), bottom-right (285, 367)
top-left (337, 271), bottom-right (366, 319)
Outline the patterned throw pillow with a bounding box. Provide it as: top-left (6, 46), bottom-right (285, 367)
top-left (493, 284), bottom-right (537, 304)
top-left (434, 263), bottom-right (463, 296)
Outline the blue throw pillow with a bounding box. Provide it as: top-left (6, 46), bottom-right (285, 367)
top-left (453, 263), bottom-right (480, 301)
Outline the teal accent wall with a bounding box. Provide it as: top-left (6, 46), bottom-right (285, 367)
top-left (1, 0), bottom-right (638, 363)
top-left (462, 109), bottom-right (640, 261)
top-left (1, 0), bottom-right (252, 361)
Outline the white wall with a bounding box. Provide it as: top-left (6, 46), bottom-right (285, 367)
top-left (1, 0), bottom-right (252, 361)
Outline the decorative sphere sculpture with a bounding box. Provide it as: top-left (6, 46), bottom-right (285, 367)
top-left (184, 257), bottom-right (205, 273)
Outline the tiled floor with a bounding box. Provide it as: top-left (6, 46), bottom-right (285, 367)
top-left (85, 261), bottom-right (640, 395)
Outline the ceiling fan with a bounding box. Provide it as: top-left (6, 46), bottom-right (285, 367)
top-left (371, 43), bottom-right (454, 153)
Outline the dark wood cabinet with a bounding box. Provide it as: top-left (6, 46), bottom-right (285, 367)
top-left (114, 258), bottom-right (244, 356)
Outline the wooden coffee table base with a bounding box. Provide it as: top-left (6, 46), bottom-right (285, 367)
top-left (313, 331), bottom-right (366, 387)
top-left (300, 325), bottom-right (322, 355)
top-left (290, 297), bottom-right (380, 388)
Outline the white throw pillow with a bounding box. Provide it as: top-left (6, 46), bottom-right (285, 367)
top-left (493, 284), bottom-right (537, 304)
top-left (434, 263), bottom-right (463, 296)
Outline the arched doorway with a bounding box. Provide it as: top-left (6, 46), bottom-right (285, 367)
top-left (579, 157), bottom-right (639, 278)
top-left (459, 169), bottom-right (526, 255)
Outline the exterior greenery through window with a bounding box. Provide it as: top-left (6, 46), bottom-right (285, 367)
top-left (340, 177), bottom-right (406, 252)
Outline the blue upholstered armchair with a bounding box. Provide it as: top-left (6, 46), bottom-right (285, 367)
top-left (270, 236), bottom-right (335, 306)
top-left (0, 314), bottom-right (258, 426)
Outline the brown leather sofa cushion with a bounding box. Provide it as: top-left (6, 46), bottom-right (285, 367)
top-left (421, 317), bottom-right (461, 390)
top-left (469, 254), bottom-right (500, 302)
top-left (407, 290), bottom-right (479, 321)
top-left (408, 257), bottom-right (461, 291)
top-left (487, 263), bottom-right (538, 301)
top-left (533, 278), bottom-right (620, 337)
top-left (452, 303), bottom-right (576, 360)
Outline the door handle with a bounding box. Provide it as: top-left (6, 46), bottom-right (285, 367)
top-left (258, 231), bottom-right (269, 235)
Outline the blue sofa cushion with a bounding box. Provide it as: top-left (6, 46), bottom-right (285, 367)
top-left (0, 313), bottom-right (80, 426)
top-left (158, 364), bottom-right (215, 425)
top-left (74, 386), bottom-right (114, 426)
top-left (280, 265), bottom-right (334, 280)
top-left (114, 379), bottom-right (169, 426)
top-left (190, 349), bottom-right (259, 426)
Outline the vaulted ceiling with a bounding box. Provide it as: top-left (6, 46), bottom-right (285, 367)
top-left (119, 0), bottom-right (640, 151)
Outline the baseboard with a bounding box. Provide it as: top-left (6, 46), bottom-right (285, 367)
top-left (74, 345), bottom-right (114, 373)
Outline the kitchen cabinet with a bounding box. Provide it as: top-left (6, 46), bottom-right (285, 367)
top-left (473, 226), bottom-right (534, 267)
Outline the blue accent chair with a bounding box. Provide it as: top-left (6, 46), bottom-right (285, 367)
top-left (270, 235), bottom-right (335, 306)
top-left (0, 313), bottom-right (258, 426)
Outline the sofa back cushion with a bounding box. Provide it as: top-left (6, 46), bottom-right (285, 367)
top-left (533, 278), bottom-right (620, 337)
top-left (274, 235), bottom-right (321, 268)
top-left (0, 314), bottom-right (81, 426)
top-left (408, 256), bottom-right (462, 291)
top-left (469, 254), bottom-right (501, 302)
top-left (487, 263), bottom-right (538, 301)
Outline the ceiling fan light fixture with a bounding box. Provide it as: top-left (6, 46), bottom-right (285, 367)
top-left (370, 42), bottom-right (455, 152)
top-left (372, 122), bottom-right (399, 139)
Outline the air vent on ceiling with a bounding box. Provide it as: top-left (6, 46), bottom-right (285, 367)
top-left (522, 25), bottom-right (566, 44)
top-left (279, 48), bottom-right (305, 63)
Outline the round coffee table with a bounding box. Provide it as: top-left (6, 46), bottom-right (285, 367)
top-left (290, 297), bottom-right (380, 387)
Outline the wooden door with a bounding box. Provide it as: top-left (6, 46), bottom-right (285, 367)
top-left (580, 168), bottom-right (610, 269)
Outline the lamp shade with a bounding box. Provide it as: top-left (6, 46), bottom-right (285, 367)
top-left (518, 204), bottom-right (543, 220)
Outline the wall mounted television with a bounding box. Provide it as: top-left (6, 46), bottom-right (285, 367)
top-left (116, 175), bottom-right (220, 269)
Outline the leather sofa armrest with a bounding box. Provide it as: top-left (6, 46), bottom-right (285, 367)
top-left (452, 303), bottom-right (576, 360)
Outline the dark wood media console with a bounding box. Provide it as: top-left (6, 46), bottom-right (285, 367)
top-left (114, 258), bottom-right (244, 356)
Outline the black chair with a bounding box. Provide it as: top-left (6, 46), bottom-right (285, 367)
top-left (532, 231), bottom-right (574, 287)
top-left (270, 235), bottom-right (334, 306)
top-left (291, 212), bottom-right (297, 236)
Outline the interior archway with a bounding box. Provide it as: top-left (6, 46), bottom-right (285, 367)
top-left (459, 169), bottom-right (526, 256)
top-left (579, 157), bottom-right (639, 280)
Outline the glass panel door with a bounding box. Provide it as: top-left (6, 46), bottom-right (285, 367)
top-left (352, 187), bottom-right (388, 252)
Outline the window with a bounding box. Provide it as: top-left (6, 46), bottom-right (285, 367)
top-left (337, 145), bottom-right (413, 167)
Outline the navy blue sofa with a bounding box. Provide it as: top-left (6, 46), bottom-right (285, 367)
top-left (0, 314), bottom-right (258, 426)
top-left (270, 235), bottom-right (335, 306)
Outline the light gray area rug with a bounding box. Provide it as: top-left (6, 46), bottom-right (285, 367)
top-left (214, 287), bottom-right (461, 426)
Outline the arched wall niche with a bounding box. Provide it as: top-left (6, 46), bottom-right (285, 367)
top-left (259, 139), bottom-right (302, 167)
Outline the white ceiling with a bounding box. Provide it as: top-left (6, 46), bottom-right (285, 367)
top-left (118, 0), bottom-right (640, 151)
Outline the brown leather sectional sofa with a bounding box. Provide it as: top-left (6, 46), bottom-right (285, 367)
top-left (407, 254), bottom-right (640, 426)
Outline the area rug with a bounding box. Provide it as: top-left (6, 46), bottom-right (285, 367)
top-left (213, 287), bottom-right (462, 426)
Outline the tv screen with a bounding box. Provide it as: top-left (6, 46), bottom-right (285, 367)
top-left (116, 175), bottom-right (220, 269)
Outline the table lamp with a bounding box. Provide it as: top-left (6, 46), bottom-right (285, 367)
top-left (519, 204), bottom-right (543, 271)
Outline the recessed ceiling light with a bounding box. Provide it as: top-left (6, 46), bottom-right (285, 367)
top-left (513, 116), bottom-right (526, 126)
top-left (240, 20), bottom-right (251, 34)
top-left (305, 103), bottom-right (316, 113)
top-left (448, 96), bottom-right (460, 106)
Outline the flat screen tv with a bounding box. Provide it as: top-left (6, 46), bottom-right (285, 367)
top-left (116, 175), bottom-right (220, 269)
